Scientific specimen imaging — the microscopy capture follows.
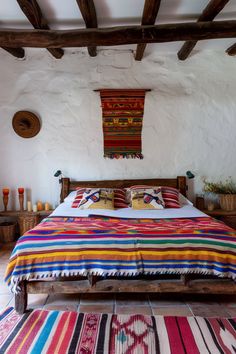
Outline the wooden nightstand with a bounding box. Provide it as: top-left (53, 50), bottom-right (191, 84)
top-left (202, 209), bottom-right (236, 230)
top-left (0, 210), bottom-right (53, 235)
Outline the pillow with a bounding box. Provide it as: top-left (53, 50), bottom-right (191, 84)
top-left (78, 189), bottom-right (114, 210)
top-left (161, 187), bottom-right (180, 208)
top-left (114, 188), bottom-right (129, 209)
top-left (131, 188), bottom-right (165, 210)
top-left (72, 187), bottom-right (128, 209)
top-left (127, 185), bottom-right (181, 208)
top-left (71, 188), bottom-right (87, 208)
top-left (64, 191), bottom-right (77, 203)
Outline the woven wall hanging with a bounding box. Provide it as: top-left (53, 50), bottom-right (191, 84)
top-left (97, 89), bottom-right (150, 159)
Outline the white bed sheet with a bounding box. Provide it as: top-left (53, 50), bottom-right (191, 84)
top-left (50, 203), bottom-right (208, 219)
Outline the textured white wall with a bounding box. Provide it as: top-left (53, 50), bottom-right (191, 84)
top-left (0, 49), bottom-right (236, 209)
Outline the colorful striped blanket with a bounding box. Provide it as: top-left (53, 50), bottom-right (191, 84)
top-left (5, 216), bottom-right (236, 292)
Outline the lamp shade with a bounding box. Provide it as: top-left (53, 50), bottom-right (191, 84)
top-left (186, 171), bottom-right (195, 179)
top-left (54, 170), bottom-right (62, 177)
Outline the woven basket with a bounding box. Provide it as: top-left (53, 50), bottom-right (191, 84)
top-left (18, 215), bottom-right (39, 235)
top-left (219, 194), bottom-right (236, 211)
top-left (0, 222), bottom-right (16, 243)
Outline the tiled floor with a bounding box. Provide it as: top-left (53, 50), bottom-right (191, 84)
top-left (1, 242), bottom-right (236, 317)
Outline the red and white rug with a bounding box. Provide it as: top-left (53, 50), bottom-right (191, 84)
top-left (0, 307), bottom-right (235, 353)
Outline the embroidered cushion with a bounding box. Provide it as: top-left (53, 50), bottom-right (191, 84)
top-left (72, 187), bottom-right (127, 209)
top-left (78, 189), bottom-right (114, 210)
top-left (131, 188), bottom-right (165, 210)
top-left (127, 185), bottom-right (181, 208)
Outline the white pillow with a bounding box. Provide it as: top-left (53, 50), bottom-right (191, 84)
top-left (179, 193), bottom-right (193, 206)
top-left (63, 191), bottom-right (77, 203)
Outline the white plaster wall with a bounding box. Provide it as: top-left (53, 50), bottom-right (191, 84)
top-left (0, 48), bottom-right (236, 209)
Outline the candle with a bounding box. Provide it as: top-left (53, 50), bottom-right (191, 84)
top-left (27, 201), bottom-right (32, 212)
top-left (18, 187), bottom-right (24, 194)
top-left (33, 204), bottom-right (38, 212)
top-left (18, 187), bottom-right (24, 211)
top-left (44, 202), bottom-right (50, 211)
top-left (2, 188), bottom-right (9, 196)
top-left (37, 201), bottom-right (43, 211)
top-left (2, 188), bottom-right (9, 211)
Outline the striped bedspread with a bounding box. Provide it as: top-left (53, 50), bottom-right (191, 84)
top-left (5, 216), bottom-right (236, 291)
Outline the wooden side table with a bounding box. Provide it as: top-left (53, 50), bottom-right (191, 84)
top-left (201, 209), bottom-right (236, 230)
top-left (0, 210), bottom-right (53, 236)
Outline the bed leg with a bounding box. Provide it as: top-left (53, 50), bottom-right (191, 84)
top-left (15, 281), bottom-right (27, 314)
top-left (88, 275), bottom-right (99, 287)
top-left (181, 275), bottom-right (190, 286)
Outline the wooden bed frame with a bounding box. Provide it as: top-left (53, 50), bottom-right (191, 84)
top-left (15, 176), bottom-right (236, 314)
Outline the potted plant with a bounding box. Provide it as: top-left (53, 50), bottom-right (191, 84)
top-left (203, 178), bottom-right (236, 211)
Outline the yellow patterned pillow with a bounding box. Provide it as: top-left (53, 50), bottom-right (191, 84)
top-left (131, 188), bottom-right (165, 210)
top-left (79, 189), bottom-right (114, 210)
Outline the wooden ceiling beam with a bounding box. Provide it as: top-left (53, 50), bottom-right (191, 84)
top-left (0, 21), bottom-right (235, 48)
top-left (178, 0), bottom-right (230, 61)
top-left (135, 0), bottom-right (162, 61)
top-left (76, 0), bottom-right (98, 57)
top-left (16, 0), bottom-right (64, 59)
top-left (1, 46), bottom-right (25, 58)
top-left (226, 42), bottom-right (236, 56)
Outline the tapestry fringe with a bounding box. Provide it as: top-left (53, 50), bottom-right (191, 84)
top-left (104, 153), bottom-right (144, 159)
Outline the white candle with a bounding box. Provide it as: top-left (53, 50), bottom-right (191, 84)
top-left (27, 201), bottom-right (32, 212)
top-left (33, 204), bottom-right (38, 212)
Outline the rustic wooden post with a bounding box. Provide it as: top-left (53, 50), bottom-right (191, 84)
top-left (15, 281), bottom-right (27, 314)
top-left (177, 176), bottom-right (187, 196)
top-left (60, 178), bottom-right (70, 203)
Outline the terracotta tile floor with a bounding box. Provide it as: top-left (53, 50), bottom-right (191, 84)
top-left (1, 242), bottom-right (236, 317)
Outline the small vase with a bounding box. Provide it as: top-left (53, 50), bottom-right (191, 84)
top-left (207, 202), bottom-right (215, 211)
top-left (219, 194), bottom-right (236, 211)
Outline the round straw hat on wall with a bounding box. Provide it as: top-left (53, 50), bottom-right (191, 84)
top-left (12, 111), bottom-right (41, 138)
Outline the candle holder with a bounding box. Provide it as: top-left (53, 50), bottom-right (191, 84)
top-left (2, 188), bottom-right (9, 211)
top-left (18, 187), bottom-right (24, 211)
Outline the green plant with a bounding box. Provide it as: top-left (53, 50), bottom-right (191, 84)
top-left (203, 178), bottom-right (236, 194)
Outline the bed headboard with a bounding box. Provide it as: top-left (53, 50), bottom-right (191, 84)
top-left (60, 176), bottom-right (187, 202)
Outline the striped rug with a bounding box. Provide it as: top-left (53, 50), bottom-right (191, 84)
top-left (0, 308), bottom-right (235, 353)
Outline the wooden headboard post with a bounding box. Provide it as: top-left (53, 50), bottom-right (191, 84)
top-left (177, 176), bottom-right (187, 196)
top-left (60, 176), bottom-right (187, 202)
top-left (60, 178), bottom-right (70, 203)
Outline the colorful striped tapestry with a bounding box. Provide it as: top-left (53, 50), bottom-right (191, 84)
top-left (5, 216), bottom-right (236, 291)
top-left (0, 307), bottom-right (235, 353)
top-left (100, 89), bottom-right (148, 158)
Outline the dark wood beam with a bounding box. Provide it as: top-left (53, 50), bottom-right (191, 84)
top-left (135, 0), bottom-right (162, 61)
top-left (76, 0), bottom-right (98, 57)
top-left (226, 42), bottom-right (236, 56)
top-left (178, 0), bottom-right (230, 60)
top-left (0, 21), bottom-right (236, 48)
top-left (1, 46), bottom-right (25, 58)
top-left (16, 0), bottom-right (64, 59)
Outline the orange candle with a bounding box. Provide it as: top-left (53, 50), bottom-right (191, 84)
top-left (2, 188), bottom-right (9, 196)
top-left (37, 201), bottom-right (43, 211)
top-left (18, 187), bottom-right (24, 194)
